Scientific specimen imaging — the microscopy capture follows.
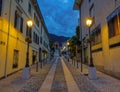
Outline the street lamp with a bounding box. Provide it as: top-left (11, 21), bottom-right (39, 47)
top-left (76, 40), bottom-right (81, 68)
top-left (85, 17), bottom-right (97, 80)
top-left (67, 41), bottom-right (70, 46)
top-left (85, 17), bottom-right (94, 67)
top-left (22, 19), bottom-right (33, 79)
top-left (25, 19), bottom-right (33, 67)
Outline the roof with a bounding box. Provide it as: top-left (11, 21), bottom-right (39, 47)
top-left (31, 0), bottom-right (50, 41)
top-left (73, 0), bottom-right (83, 10)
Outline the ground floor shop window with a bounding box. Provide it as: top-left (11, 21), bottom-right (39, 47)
top-left (12, 50), bottom-right (19, 68)
top-left (107, 7), bottom-right (120, 38)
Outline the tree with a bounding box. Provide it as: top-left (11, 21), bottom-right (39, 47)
top-left (68, 36), bottom-right (79, 57)
top-left (76, 26), bottom-right (80, 39)
top-left (49, 41), bottom-right (54, 57)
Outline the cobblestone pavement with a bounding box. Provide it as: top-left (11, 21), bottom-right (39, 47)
top-left (1, 56), bottom-right (120, 92)
top-left (63, 57), bottom-right (100, 92)
top-left (19, 58), bottom-right (55, 92)
top-left (51, 57), bottom-right (68, 92)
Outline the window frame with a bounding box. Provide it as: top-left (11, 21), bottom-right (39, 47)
top-left (14, 10), bottom-right (24, 33)
top-left (28, 3), bottom-right (32, 15)
top-left (91, 25), bottom-right (102, 45)
top-left (12, 49), bottom-right (19, 69)
top-left (107, 14), bottom-right (120, 38)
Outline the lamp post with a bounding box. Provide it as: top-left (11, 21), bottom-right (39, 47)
top-left (76, 40), bottom-right (81, 68)
top-left (25, 20), bottom-right (33, 67)
top-left (22, 19), bottom-right (33, 79)
top-left (85, 17), bottom-right (97, 80)
top-left (67, 41), bottom-right (70, 62)
top-left (85, 17), bottom-right (94, 67)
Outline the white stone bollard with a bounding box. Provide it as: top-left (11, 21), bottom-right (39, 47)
top-left (22, 67), bottom-right (31, 79)
top-left (88, 67), bottom-right (97, 80)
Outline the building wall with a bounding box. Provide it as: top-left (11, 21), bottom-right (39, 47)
top-left (80, 0), bottom-right (120, 78)
top-left (0, 0), bottom-right (50, 78)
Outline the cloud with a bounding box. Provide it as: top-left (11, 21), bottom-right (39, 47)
top-left (38, 0), bottom-right (78, 37)
top-left (63, 0), bottom-right (68, 3)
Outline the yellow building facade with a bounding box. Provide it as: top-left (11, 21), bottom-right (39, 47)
top-left (0, 0), bottom-right (50, 78)
top-left (74, 0), bottom-right (120, 79)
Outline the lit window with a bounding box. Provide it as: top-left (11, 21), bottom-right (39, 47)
top-left (108, 15), bottom-right (120, 38)
top-left (107, 7), bottom-right (120, 38)
top-left (14, 10), bottom-right (23, 33)
top-left (13, 50), bottom-right (19, 68)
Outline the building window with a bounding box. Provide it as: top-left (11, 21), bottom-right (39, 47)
top-left (13, 50), bottom-right (19, 68)
top-left (33, 32), bottom-right (39, 44)
top-left (34, 13), bottom-right (39, 27)
top-left (41, 25), bottom-right (42, 34)
top-left (33, 32), bottom-right (35, 42)
top-left (91, 25), bottom-right (101, 45)
top-left (0, 0), bottom-right (3, 16)
top-left (107, 7), bottom-right (120, 38)
top-left (108, 15), bottom-right (120, 38)
top-left (40, 37), bottom-right (42, 44)
top-left (16, 0), bottom-right (23, 4)
top-left (14, 10), bottom-right (23, 33)
top-left (28, 3), bottom-right (32, 15)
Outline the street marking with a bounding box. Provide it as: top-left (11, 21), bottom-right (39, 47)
top-left (38, 57), bottom-right (58, 92)
top-left (61, 58), bottom-right (80, 92)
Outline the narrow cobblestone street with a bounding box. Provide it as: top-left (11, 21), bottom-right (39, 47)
top-left (1, 0), bottom-right (120, 92)
top-left (0, 56), bottom-right (120, 92)
top-left (51, 57), bottom-right (68, 92)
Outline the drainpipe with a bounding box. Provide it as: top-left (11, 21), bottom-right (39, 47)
top-left (4, 0), bottom-right (12, 78)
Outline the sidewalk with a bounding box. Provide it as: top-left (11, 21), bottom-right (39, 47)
top-left (67, 58), bottom-right (120, 92)
top-left (0, 58), bottom-right (55, 92)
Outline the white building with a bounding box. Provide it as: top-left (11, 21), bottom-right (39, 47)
top-left (74, 0), bottom-right (120, 79)
top-left (0, 0), bottom-right (50, 78)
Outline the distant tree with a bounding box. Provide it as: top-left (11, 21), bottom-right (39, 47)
top-left (49, 41), bottom-right (54, 56)
top-left (76, 25), bottom-right (80, 39)
top-left (68, 36), bottom-right (79, 57)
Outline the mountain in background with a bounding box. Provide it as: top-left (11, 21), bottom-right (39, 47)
top-left (49, 33), bottom-right (70, 46)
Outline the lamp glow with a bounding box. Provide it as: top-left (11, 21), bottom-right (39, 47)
top-left (86, 17), bottom-right (93, 27)
top-left (27, 20), bottom-right (33, 27)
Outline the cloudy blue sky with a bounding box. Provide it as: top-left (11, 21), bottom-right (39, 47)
top-left (37, 0), bottom-right (79, 37)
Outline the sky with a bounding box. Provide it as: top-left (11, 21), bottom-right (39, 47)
top-left (37, 0), bottom-right (79, 37)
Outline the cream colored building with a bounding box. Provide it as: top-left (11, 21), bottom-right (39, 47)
top-left (0, 0), bottom-right (50, 78)
top-left (74, 0), bottom-right (120, 78)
